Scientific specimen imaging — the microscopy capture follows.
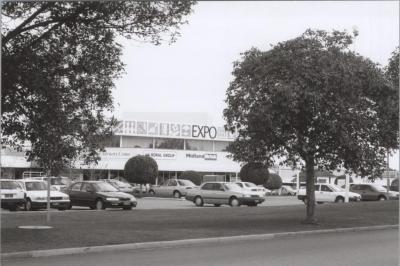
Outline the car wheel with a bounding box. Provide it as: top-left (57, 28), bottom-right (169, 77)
top-left (173, 191), bottom-right (181, 198)
top-left (57, 208), bottom-right (67, 211)
top-left (123, 206), bottom-right (132, 210)
top-left (247, 202), bottom-right (257, 207)
top-left (214, 204), bottom-right (221, 207)
top-left (229, 197), bottom-right (240, 207)
top-left (24, 199), bottom-right (32, 211)
top-left (95, 199), bottom-right (105, 210)
top-left (335, 197), bottom-right (344, 203)
top-left (9, 206), bottom-right (17, 212)
top-left (194, 196), bottom-right (204, 207)
top-left (68, 203), bottom-right (72, 210)
top-left (378, 196), bottom-right (387, 201)
top-left (149, 190), bottom-right (155, 196)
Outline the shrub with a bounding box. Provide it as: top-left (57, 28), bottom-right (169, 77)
top-left (124, 155), bottom-right (158, 185)
top-left (180, 170), bottom-right (202, 185)
top-left (239, 162), bottom-right (269, 185)
top-left (265, 173), bottom-right (282, 190)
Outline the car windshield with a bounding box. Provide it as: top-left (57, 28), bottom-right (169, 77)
top-left (1, 181), bottom-right (21, 190)
top-left (244, 182), bottom-right (256, 188)
top-left (178, 180), bottom-right (195, 186)
top-left (330, 185), bottom-right (344, 192)
top-left (223, 183), bottom-right (242, 191)
top-left (111, 180), bottom-right (131, 188)
top-left (93, 182), bottom-right (119, 192)
top-left (372, 185), bottom-right (387, 192)
top-left (44, 177), bottom-right (68, 186)
top-left (25, 181), bottom-right (47, 191)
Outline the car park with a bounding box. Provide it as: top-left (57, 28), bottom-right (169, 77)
top-left (65, 181), bottom-right (137, 210)
top-left (148, 179), bottom-right (197, 198)
top-left (350, 184), bottom-right (395, 201)
top-left (297, 183), bottom-right (361, 203)
top-left (234, 181), bottom-right (268, 197)
top-left (185, 182), bottom-right (265, 207)
top-left (0, 179), bottom-right (26, 211)
top-left (17, 179), bottom-right (70, 211)
top-left (102, 179), bottom-right (134, 193)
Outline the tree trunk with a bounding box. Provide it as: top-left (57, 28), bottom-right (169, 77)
top-left (303, 156), bottom-right (317, 224)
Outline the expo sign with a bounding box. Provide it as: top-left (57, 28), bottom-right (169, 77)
top-left (192, 125), bottom-right (217, 139)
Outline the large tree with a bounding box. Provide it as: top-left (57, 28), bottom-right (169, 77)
top-left (224, 29), bottom-right (398, 223)
top-left (1, 2), bottom-right (194, 174)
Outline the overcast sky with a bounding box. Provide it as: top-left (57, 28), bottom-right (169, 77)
top-left (113, 1), bottom-right (399, 169)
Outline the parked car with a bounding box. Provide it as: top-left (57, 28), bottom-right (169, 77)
top-left (148, 179), bottom-right (197, 198)
top-left (280, 185), bottom-right (297, 196)
top-left (65, 181), bottom-right (137, 210)
top-left (101, 179), bottom-right (134, 193)
top-left (185, 182), bottom-right (265, 207)
top-left (297, 184), bottom-right (361, 203)
top-left (382, 185), bottom-right (399, 199)
top-left (17, 179), bottom-right (70, 211)
top-left (234, 182), bottom-right (267, 198)
top-left (0, 179), bottom-right (26, 211)
top-left (350, 184), bottom-right (396, 201)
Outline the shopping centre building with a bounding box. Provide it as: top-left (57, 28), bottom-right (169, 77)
top-left (1, 113), bottom-right (245, 183)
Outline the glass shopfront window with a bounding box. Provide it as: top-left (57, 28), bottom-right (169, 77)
top-left (121, 136), bottom-right (153, 148)
top-left (185, 139), bottom-right (213, 151)
top-left (214, 141), bottom-right (230, 152)
top-left (155, 138), bottom-right (184, 150)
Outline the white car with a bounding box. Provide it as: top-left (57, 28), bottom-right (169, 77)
top-left (297, 183), bottom-right (361, 203)
top-left (1, 179), bottom-right (26, 211)
top-left (235, 182), bottom-right (267, 198)
top-left (280, 185), bottom-right (297, 196)
top-left (149, 179), bottom-right (197, 198)
top-left (17, 179), bottom-right (70, 211)
top-left (186, 182), bottom-right (265, 207)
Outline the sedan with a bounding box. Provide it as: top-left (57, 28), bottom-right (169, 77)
top-left (65, 181), bottom-right (137, 210)
top-left (149, 179), bottom-right (197, 198)
top-left (350, 184), bottom-right (393, 201)
top-left (185, 182), bottom-right (265, 207)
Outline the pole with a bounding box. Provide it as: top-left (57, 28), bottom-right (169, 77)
top-left (387, 150), bottom-right (390, 193)
top-left (345, 174), bottom-right (349, 203)
top-left (296, 171), bottom-right (300, 194)
top-left (46, 175), bottom-right (51, 222)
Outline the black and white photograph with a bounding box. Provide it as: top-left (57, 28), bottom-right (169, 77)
top-left (1, 1), bottom-right (399, 266)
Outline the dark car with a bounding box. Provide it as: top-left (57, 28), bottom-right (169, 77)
top-left (349, 184), bottom-right (392, 201)
top-left (65, 181), bottom-right (137, 210)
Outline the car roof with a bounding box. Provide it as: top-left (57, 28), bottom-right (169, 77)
top-left (18, 179), bottom-right (44, 182)
top-left (0, 179), bottom-right (20, 182)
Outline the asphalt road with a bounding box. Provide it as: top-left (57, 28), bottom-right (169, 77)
top-left (3, 229), bottom-right (398, 266)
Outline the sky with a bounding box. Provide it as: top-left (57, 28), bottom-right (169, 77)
top-left (113, 1), bottom-right (399, 169)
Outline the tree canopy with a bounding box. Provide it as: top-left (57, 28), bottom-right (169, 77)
top-left (224, 29), bottom-right (398, 223)
top-left (1, 2), bottom-right (194, 174)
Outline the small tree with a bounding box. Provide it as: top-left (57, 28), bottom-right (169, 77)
top-left (124, 155), bottom-right (158, 195)
top-left (181, 170), bottom-right (203, 185)
top-left (239, 162), bottom-right (269, 185)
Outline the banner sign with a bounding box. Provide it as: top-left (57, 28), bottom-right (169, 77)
top-left (113, 120), bottom-right (237, 140)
